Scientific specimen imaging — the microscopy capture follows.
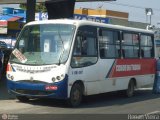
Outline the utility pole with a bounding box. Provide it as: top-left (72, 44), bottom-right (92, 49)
top-left (26, 0), bottom-right (36, 23)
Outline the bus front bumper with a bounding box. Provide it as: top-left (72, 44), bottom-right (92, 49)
top-left (7, 76), bottom-right (68, 99)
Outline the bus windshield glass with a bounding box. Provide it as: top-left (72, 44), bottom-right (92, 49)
top-left (10, 24), bottom-right (75, 65)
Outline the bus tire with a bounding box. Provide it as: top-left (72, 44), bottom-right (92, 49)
top-left (126, 80), bottom-right (135, 97)
top-left (16, 96), bottom-right (29, 102)
top-left (67, 83), bottom-right (83, 107)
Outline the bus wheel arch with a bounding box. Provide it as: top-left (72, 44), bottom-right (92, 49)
top-left (126, 78), bottom-right (136, 97)
top-left (67, 80), bottom-right (84, 107)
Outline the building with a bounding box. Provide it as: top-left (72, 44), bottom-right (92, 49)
top-left (75, 8), bottom-right (129, 20)
top-left (0, 7), bottom-right (26, 48)
top-left (74, 8), bottom-right (148, 29)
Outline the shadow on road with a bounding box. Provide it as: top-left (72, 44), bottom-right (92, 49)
top-left (0, 76), bottom-right (15, 100)
top-left (15, 88), bottom-right (160, 108)
top-left (80, 89), bottom-right (160, 108)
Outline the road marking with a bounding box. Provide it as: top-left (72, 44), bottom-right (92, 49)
top-left (147, 111), bottom-right (160, 115)
top-left (138, 88), bottom-right (153, 90)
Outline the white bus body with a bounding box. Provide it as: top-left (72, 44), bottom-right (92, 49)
top-left (7, 19), bottom-right (156, 107)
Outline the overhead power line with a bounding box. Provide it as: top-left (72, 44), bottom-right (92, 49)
top-left (104, 2), bottom-right (160, 11)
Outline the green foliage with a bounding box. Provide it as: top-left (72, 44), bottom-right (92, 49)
top-left (19, 3), bottom-right (47, 12)
top-left (36, 3), bottom-right (47, 12)
top-left (19, 4), bottom-right (27, 10)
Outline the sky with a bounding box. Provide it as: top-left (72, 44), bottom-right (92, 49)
top-left (0, 0), bottom-right (160, 27)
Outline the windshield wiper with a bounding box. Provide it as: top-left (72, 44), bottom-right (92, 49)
top-left (58, 25), bottom-right (65, 65)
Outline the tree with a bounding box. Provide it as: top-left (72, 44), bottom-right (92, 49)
top-left (19, 3), bottom-right (47, 12)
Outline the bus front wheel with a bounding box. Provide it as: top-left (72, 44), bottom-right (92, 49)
top-left (68, 83), bottom-right (83, 107)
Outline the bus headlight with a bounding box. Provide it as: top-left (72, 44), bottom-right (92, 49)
top-left (52, 77), bottom-right (56, 82)
top-left (56, 76), bottom-right (61, 81)
top-left (56, 74), bottom-right (65, 81)
top-left (11, 76), bottom-right (14, 80)
top-left (59, 74), bottom-right (65, 81)
top-left (7, 74), bottom-right (14, 80)
top-left (51, 74), bottom-right (65, 83)
top-left (7, 74), bottom-right (11, 80)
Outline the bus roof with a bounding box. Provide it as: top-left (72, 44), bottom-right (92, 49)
top-left (26, 19), bottom-right (154, 34)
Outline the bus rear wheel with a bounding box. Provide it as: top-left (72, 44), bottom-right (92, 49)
top-left (126, 80), bottom-right (135, 97)
top-left (68, 83), bottom-right (83, 107)
top-left (16, 96), bottom-right (29, 102)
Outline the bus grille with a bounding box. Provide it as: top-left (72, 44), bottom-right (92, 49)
top-left (15, 89), bottom-right (53, 96)
top-left (16, 80), bottom-right (48, 84)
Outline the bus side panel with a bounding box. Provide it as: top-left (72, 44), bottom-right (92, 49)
top-left (108, 59), bottom-right (156, 78)
top-left (68, 63), bottom-right (101, 96)
top-left (134, 74), bottom-right (154, 88)
top-left (68, 58), bottom-right (156, 96)
top-left (68, 59), bottom-right (118, 96)
top-left (97, 59), bottom-right (156, 93)
top-left (94, 59), bottom-right (130, 93)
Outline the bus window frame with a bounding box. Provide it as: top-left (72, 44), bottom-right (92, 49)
top-left (121, 31), bottom-right (140, 59)
top-left (140, 33), bottom-right (155, 58)
top-left (71, 25), bottom-right (98, 68)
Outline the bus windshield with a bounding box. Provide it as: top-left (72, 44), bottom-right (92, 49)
top-left (10, 24), bottom-right (75, 65)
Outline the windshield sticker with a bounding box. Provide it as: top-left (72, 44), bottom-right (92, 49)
top-left (44, 39), bottom-right (50, 52)
top-left (12, 48), bottom-right (27, 63)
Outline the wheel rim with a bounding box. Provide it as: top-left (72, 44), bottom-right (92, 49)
top-left (72, 89), bottom-right (81, 104)
top-left (129, 84), bottom-right (133, 94)
top-left (70, 85), bottom-right (82, 107)
top-left (127, 81), bottom-right (134, 97)
top-left (73, 89), bottom-right (80, 101)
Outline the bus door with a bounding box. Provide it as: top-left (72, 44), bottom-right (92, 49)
top-left (97, 29), bottom-right (121, 92)
top-left (70, 26), bottom-right (100, 95)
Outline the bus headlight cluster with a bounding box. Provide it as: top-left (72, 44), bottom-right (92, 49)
top-left (7, 74), bottom-right (14, 80)
top-left (52, 74), bottom-right (65, 82)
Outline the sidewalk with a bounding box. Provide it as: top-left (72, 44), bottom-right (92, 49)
top-left (0, 76), bottom-right (15, 100)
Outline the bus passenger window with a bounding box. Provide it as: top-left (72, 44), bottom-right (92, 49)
top-left (99, 30), bottom-right (120, 58)
top-left (140, 35), bottom-right (153, 58)
top-left (122, 33), bottom-right (139, 58)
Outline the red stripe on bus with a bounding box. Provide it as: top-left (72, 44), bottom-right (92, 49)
top-left (109, 59), bottom-right (156, 78)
